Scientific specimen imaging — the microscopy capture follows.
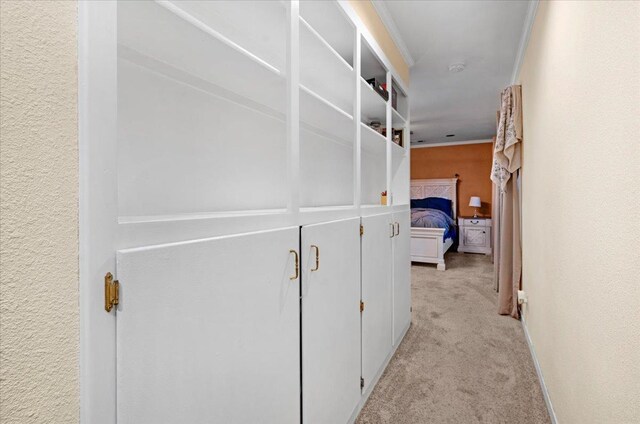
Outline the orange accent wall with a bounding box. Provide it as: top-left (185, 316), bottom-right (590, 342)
top-left (411, 143), bottom-right (493, 218)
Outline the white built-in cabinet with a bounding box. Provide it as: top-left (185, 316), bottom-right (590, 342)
top-left (302, 218), bottom-right (362, 424)
top-left (81, 1), bottom-right (410, 423)
top-left (361, 213), bottom-right (394, 392)
top-left (361, 211), bottom-right (411, 393)
top-left (393, 211), bottom-right (412, 345)
top-left (116, 228), bottom-right (301, 424)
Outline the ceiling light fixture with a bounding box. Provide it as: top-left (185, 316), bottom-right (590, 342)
top-left (448, 63), bottom-right (466, 73)
top-left (446, 134), bottom-right (455, 137)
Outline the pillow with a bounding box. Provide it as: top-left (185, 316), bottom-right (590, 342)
top-left (410, 198), bottom-right (431, 209)
top-left (411, 197), bottom-right (453, 218)
top-left (426, 197), bottom-right (453, 218)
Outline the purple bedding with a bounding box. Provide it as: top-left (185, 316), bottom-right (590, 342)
top-left (411, 208), bottom-right (456, 241)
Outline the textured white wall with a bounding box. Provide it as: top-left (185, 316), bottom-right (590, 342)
top-left (518, 1), bottom-right (640, 423)
top-left (0, 1), bottom-right (79, 423)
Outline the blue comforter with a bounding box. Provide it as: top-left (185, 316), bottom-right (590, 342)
top-left (411, 208), bottom-right (456, 241)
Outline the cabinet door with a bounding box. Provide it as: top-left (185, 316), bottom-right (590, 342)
top-left (116, 227), bottom-right (300, 424)
top-left (361, 213), bottom-right (393, 391)
top-left (393, 211), bottom-right (411, 345)
top-left (302, 218), bottom-right (361, 424)
top-left (464, 227), bottom-right (487, 247)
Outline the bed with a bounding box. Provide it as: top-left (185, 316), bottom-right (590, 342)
top-left (410, 178), bottom-right (458, 270)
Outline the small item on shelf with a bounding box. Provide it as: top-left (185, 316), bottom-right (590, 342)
top-left (381, 83), bottom-right (398, 110)
top-left (369, 120), bottom-right (382, 133)
top-left (393, 129), bottom-right (403, 147)
top-left (381, 190), bottom-right (387, 206)
top-left (366, 77), bottom-right (389, 101)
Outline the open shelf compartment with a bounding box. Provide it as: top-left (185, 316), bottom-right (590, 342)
top-left (361, 77), bottom-right (387, 127)
top-left (391, 76), bottom-right (409, 120)
top-left (300, 0), bottom-right (355, 67)
top-left (116, 0), bottom-right (289, 218)
top-left (300, 126), bottom-right (355, 208)
top-left (361, 147), bottom-right (387, 207)
top-left (300, 85), bottom-right (354, 145)
top-left (361, 122), bottom-right (386, 154)
top-left (300, 16), bottom-right (354, 114)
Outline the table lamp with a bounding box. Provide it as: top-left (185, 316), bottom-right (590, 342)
top-left (469, 196), bottom-right (481, 218)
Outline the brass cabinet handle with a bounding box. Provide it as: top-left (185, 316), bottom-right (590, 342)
top-left (390, 223), bottom-right (395, 238)
top-left (311, 245), bottom-right (319, 272)
top-left (395, 222), bottom-right (400, 236)
top-left (289, 249), bottom-right (299, 280)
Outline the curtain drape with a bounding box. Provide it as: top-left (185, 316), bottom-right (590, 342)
top-left (491, 85), bottom-right (523, 319)
top-left (492, 149), bottom-right (501, 292)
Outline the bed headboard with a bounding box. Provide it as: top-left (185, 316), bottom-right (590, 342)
top-left (410, 178), bottom-right (459, 219)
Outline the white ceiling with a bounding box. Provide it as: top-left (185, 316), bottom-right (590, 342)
top-left (375, 0), bottom-right (534, 145)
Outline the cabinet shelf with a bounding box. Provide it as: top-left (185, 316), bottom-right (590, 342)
top-left (360, 77), bottom-right (387, 124)
top-left (360, 204), bottom-right (390, 216)
top-left (361, 123), bottom-right (386, 154)
top-left (300, 17), bottom-right (353, 73)
top-left (119, 207), bottom-right (288, 225)
top-left (300, 85), bottom-right (354, 144)
top-left (391, 140), bottom-right (406, 156)
top-left (119, 1), bottom-right (287, 114)
top-left (300, 17), bottom-right (355, 113)
top-left (155, 1), bottom-right (285, 75)
top-left (300, 205), bottom-right (356, 213)
top-left (299, 0), bottom-right (354, 67)
top-left (119, 45), bottom-right (286, 122)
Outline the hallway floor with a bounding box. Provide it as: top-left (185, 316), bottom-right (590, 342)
top-left (356, 253), bottom-right (551, 424)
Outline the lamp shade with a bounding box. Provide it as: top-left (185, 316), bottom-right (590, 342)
top-left (469, 196), bottom-right (481, 208)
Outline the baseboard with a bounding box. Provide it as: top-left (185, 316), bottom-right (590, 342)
top-left (346, 321), bottom-right (411, 424)
top-left (521, 315), bottom-right (558, 424)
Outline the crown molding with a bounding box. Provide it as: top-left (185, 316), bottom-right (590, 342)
top-left (371, 0), bottom-right (415, 68)
top-left (411, 139), bottom-right (492, 149)
top-left (511, 0), bottom-right (539, 84)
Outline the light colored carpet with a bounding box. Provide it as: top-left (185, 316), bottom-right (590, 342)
top-left (356, 253), bottom-right (551, 424)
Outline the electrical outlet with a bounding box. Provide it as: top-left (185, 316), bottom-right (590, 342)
top-left (517, 290), bottom-right (527, 305)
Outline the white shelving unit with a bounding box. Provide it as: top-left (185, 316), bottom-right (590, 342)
top-left (117, 0), bottom-right (408, 221)
top-left (82, 2), bottom-right (411, 423)
top-left (299, 1), bottom-right (356, 210)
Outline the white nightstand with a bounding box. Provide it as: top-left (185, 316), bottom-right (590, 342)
top-left (457, 217), bottom-right (492, 255)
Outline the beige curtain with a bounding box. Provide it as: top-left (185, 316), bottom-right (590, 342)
top-left (492, 150), bottom-right (501, 291)
top-left (491, 85), bottom-right (523, 319)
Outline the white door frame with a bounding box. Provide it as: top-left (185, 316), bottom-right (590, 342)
top-left (79, 1), bottom-right (118, 423)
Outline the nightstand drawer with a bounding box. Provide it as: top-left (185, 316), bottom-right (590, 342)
top-left (463, 218), bottom-right (487, 227)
